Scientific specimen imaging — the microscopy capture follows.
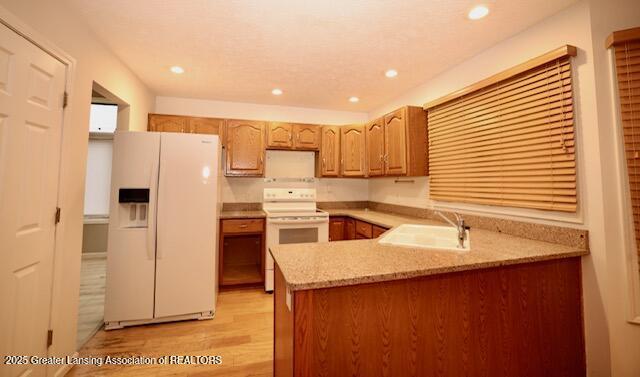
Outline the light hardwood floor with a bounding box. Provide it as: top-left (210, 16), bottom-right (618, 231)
top-left (68, 288), bottom-right (274, 377)
top-left (77, 256), bottom-right (107, 348)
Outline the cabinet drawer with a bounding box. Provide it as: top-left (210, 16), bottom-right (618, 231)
top-left (355, 220), bottom-right (372, 238)
top-left (222, 219), bottom-right (264, 234)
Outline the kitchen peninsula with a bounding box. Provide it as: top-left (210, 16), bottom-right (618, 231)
top-left (271, 210), bottom-right (588, 377)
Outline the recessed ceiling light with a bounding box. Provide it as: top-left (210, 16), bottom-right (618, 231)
top-left (385, 69), bottom-right (398, 78)
top-left (272, 88), bottom-right (283, 95)
top-left (349, 96), bottom-right (359, 103)
top-left (468, 5), bottom-right (489, 20)
top-left (170, 66), bottom-right (184, 74)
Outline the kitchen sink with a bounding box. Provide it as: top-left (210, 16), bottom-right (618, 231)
top-left (378, 224), bottom-right (470, 252)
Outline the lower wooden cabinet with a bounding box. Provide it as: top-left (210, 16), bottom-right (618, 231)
top-left (329, 217), bottom-right (345, 242)
top-left (219, 218), bottom-right (265, 287)
top-left (345, 218), bottom-right (356, 240)
top-left (355, 220), bottom-right (373, 238)
top-left (372, 224), bottom-right (387, 238)
top-left (329, 216), bottom-right (388, 241)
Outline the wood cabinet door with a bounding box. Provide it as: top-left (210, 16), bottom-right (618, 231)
top-left (188, 117), bottom-right (224, 135)
top-left (340, 125), bottom-right (366, 177)
top-left (345, 218), bottom-right (356, 240)
top-left (294, 124), bottom-right (320, 150)
top-left (329, 217), bottom-right (345, 242)
top-left (366, 118), bottom-right (385, 176)
top-left (225, 120), bottom-right (266, 176)
top-left (384, 108), bottom-right (408, 175)
top-left (320, 126), bottom-right (340, 177)
top-left (372, 225), bottom-right (388, 238)
top-left (267, 122), bottom-right (293, 149)
top-left (148, 114), bottom-right (188, 133)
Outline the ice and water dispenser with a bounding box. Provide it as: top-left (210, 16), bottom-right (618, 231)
top-left (118, 188), bottom-right (150, 228)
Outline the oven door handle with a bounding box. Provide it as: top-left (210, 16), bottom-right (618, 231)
top-left (268, 218), bottom-right (328, 225)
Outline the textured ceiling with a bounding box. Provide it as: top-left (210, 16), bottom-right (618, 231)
top-left (65, 0), bottom-right (577, 111)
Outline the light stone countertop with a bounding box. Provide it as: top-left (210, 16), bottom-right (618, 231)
top-left (270, 209), bottom-right (588, 291)
top-left (220, 210), bottom-right (266, 219)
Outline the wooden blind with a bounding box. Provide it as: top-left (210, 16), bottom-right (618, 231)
top-left (608, 27), bottom-right (640, 268)
top-left (424, 46), bottom-right (578, 212)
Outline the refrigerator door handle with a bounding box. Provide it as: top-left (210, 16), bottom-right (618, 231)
top-left (147, 161), bottom-right (158, 260)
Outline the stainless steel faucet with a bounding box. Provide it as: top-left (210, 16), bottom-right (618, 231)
top-left (435, 211), bottom-right (469, 249)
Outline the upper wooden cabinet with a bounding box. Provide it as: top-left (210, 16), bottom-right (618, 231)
top-left (384, 109), bottom-right (408, 175)
top-left (189, 117), bottom-right (224, 135)
top-left (340, 125), bottom-right (366, 177)
top-left (267, 123), bottom-right (320, 150)
top-left (293, 124), bottom-right (320, 150)
top-left (148, 114), bottom-right (189, 133)
top-left (148, 114), bottom-right (224, 137)
top-left (225, 120), bottom-right (266, 177)
top-left (267, 122), bottom-right (293, 149)
top-left (319, 126), bottom-right (341, 177)
top-left (365, 118), bottom-right (385, 177)
top-left (364, 106), bottom-right (428, 177)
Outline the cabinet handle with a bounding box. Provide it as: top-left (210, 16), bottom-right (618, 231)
top-left (239, 224), bottom-right (248, 228)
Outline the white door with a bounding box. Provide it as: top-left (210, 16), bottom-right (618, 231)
top-left (104, 132), bottom-right (160, 323)
top-left (0, 23), bottom-right (66, 377)
top-left (155, 133), bottom-right (219, 318)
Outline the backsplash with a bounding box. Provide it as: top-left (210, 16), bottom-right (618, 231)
top-left (221, 177), bottom-right (369, 203)
top-left (368, 176), bottom-right (430, 209)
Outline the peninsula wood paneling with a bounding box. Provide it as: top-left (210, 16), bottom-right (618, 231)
top-left (280, 257), bottom-right (585, 377)
top-left (274, 265), bottom-right (293, 377)
top-left (425, 46), bottom-right (578, 212)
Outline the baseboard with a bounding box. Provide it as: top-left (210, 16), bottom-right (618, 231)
top-left (53, 351), bottom-right (78, 377)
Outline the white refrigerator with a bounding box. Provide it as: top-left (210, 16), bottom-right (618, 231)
top-left (104, 131), bottom-right (221, 330)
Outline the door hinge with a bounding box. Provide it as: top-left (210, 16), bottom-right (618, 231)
top-left (55, 207), bottom-right (61, 224)
top-left (62, 92), bottom-right (68, 109)
top-left (47, 329), bottom-right (53, 347)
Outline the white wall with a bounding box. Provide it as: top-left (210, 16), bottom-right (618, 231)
top-left (0, 0), bottom-right (155, 374)
top-left (586, 1), bottom-right (640, 376)
top-left (366, 1), bottom-right (640, 375)
top-left (155, 96), bottom-right (367, 125)
top-left (368, 177), bottom-right (430, 208)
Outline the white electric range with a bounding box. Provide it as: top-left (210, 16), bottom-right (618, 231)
top-left (262, 188), bottom-right (329, 291)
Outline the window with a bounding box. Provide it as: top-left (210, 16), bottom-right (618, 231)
top-left (424, 46), bottom-right (578, 212)
top-left (84, 104), bottom-right (117, 216)
top-left (608, 27), bottom-right (640, 287)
